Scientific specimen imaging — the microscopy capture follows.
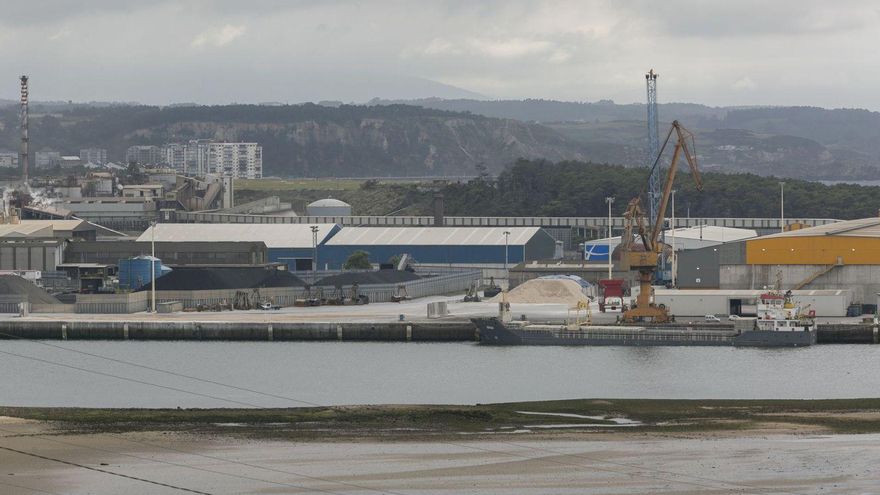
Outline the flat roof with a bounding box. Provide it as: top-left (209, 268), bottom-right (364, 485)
top-left (324, 227), bottom-right (543, 246)
top-left (137, 223), bottom-right (338, 248)
top-left (591, 225), bottom-right (757, 245)
top-left (759, 217), bottom-right (880, 239)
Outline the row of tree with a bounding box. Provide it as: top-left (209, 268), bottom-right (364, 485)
top-left (440, 159), bottom-right (880, 219)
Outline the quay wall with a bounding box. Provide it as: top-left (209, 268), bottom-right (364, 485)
top-left (0, 319), bottom-right (478, 342)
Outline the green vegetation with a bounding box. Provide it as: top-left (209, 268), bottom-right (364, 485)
top-left (5, 398), bottom-right (880, 439)
top-left (441, 159), bottom-right (880, 219)
top-left (343, 250), bottom-right (372, 270)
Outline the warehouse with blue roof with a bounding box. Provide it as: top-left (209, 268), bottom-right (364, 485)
top-left (317, 226), bottom-right (556, 269)
top-left (138, 223), bottom-right (340, 271)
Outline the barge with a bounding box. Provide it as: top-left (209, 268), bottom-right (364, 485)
top-left (474, 290), bottom-right (817, 348)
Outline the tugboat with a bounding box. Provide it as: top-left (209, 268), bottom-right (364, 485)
top-left (732, 290), bottom-right (817, 347)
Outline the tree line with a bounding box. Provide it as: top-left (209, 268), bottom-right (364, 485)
top-left (440, 159), bottom-right (879, 220)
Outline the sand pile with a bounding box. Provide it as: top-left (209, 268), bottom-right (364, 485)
top-left (0, 275), bottom-right (61, 304)
top-left (490, 278), bottom-right (590, 307)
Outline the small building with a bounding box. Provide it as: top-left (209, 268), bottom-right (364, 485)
top-left (60, 156), bottom-right (82, 168)
top-left (306, 198), bottom-right (352, 217)
top-left (137, 223), bottom-right (340, 271)
top-left (122, 184), bottom-right (164, 198)
top-left (318, 226), bottom-right (557, 270)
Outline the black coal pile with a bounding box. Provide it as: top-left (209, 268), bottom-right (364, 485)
top-left (0, 275), bottom-right (61, 304)
top-left (140, 267), bottom-right (306, 291)
top-left (316, 270), bottom-right (420, 286)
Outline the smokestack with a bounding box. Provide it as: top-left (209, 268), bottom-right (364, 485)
top-left (19, 75), bottom-right (28, 184)
top-left (433, 192), bottom-right (444, 227)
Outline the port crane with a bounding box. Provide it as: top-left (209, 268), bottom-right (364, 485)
top-left (621, 120), bottom-right (702, 323)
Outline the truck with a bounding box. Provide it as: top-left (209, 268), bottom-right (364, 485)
top-left (598, 279), bottom-right (627, 313)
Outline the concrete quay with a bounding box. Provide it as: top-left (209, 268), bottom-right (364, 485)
top-left (0, 318), bottom-right (477, 342)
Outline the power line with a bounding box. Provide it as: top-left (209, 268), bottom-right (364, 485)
top-left (0, 429), bottom-right (340, 495)
top-left (0, 333), bottom-right (321, 407)
top-left (0, 445), bottom-right (213, 495)
top-left (0, 480), bottom-right (64, 495)
top-left (1, 337), bottom-right (806, 495)
top-left (0, 348), bottom-right (266, 408)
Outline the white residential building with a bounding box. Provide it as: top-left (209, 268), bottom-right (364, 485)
top-left (35, 150), bottom-right (61, 168)
top-left (161, 143), bottom-right (187, 172)
top-left (125, 145), bottom-right (162, 166)
top-left (0, 151), bottom-right (17, 168)
top-left (205, 142), bottom-right (262, 179)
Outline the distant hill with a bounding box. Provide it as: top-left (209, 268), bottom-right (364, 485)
top-left (4, 99), bottom-right (879, 180)
top-left (373, 98), bottom-right (880, 180)
top-left (0, 104), bottom-right (588, 177)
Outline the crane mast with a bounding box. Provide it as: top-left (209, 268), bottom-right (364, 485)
top-left (621, 120), bottom-right (702, 323)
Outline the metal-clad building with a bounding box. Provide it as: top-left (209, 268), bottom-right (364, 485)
top-left (654, 288), bottom-right (853, 317)
top-left (319, 227), bottom-right (556, 269)
top-left (677, 241), bottom-right (748, 289)
top-left (138, 223), bottom-right (340, 271)
top-left (584, 225), bottom-right (757, 261)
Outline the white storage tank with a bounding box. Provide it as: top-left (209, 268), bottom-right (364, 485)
top-left (306, 198), bottom-right (351, 217)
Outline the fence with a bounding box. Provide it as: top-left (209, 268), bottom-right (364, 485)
top-left (75, 291), bottom-right (148, 314)
top-left (153, 270), bottom-right (481, 309)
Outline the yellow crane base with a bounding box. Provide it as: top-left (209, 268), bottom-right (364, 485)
top-left (622, 305), bottom-right (672, 324)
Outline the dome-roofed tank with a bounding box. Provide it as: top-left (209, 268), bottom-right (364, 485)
top-left (306, 198), bottom-right (351, 216)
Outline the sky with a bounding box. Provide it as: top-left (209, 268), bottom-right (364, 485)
top-left (2, 0), bottom-right (879, 109)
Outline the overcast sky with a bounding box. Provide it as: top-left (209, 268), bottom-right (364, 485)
top-left (2, 0), bottom-right (879, 109)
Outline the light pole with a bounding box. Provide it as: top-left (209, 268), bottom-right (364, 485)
top-left (671, 190), bottom-right (677, 287)
top-left (503, 231), bottom-right (511, 273)
top-left (150, 220), bottom-right (156, 313)
top-left (310, 225), bottom-right (319, 273)
top-left (605, 197), bottom-right (614, 279)
top-left (779, 181), bottom-right (785, 233)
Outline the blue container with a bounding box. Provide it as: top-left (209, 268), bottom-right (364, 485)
top-left (118, 256), bottom-right (167, 291)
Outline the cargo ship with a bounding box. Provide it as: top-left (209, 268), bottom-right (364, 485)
top-left (473, 291), bottom-right (816, 348)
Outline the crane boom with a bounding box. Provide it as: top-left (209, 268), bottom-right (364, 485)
top-left (622, 120), bottom-right (702, 323)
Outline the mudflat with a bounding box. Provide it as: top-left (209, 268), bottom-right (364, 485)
top-left (2, 399), bottom-right (880, 494)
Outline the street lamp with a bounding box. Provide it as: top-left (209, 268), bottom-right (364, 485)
top-left (503, 231), bottom-right (511, 273)
top-left (671, 190), bottom-right (676, 287)
top-left (310, 225), bottom-right (319, 273)
top-left (150, 220), bottom-right (156, 313)
top-left (605, 197), bottom-right (614, 279)
top-left (779, 181), bottom-right (785, 233)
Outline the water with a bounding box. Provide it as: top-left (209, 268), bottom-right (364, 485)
top-left (1, 341), bottom-right (879, 408)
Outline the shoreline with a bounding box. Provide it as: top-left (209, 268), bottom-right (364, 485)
top-left (5, 398), bottom-right (880, 440)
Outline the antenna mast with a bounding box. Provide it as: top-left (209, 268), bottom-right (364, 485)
top-left (19, 75), bottom-right (29, 184)
top-left (645, 70), bottom-right (660, 223)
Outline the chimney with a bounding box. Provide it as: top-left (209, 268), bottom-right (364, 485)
top-left (19, 75), bottom-right (29, 184)
top-left (433, 192), bottom-right (444, 227)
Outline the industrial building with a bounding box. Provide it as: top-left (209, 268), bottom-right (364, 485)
top-left (318, 227), bottom-right (557, 270)
top-left (138, 223), bottom-right (339, 271)
top-left (65, 239), bottom-right (269, 267)
top-left (0, 219), bottom-right (106, 272)
top-left (674, 217), bottom-right (880, 306)
top-left (653, 288), bottom-right (854, 318)
top-left (584, 225), bottom-right (757, 261)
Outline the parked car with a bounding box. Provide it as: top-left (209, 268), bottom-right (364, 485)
top-left (728, 314), bottom-right (742, 321)
top-left (704, 314), bottom-right (721, 322)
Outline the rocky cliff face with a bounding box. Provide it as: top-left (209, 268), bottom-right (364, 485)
top-left (0, 104), bottom-right (589, 178)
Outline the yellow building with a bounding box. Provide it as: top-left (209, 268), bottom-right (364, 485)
top-left (746, 217), bottom-right (880, 266)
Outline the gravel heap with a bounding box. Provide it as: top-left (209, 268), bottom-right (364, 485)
top-left (140, 267), bottom-right (306, 291)
top-left (0, 275), bottom-right (61, 304)
top-left (491, 278), bottom-right (590, 308)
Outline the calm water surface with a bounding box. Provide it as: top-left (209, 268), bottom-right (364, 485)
top-left (1, 341), bottom-right (878, 407)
